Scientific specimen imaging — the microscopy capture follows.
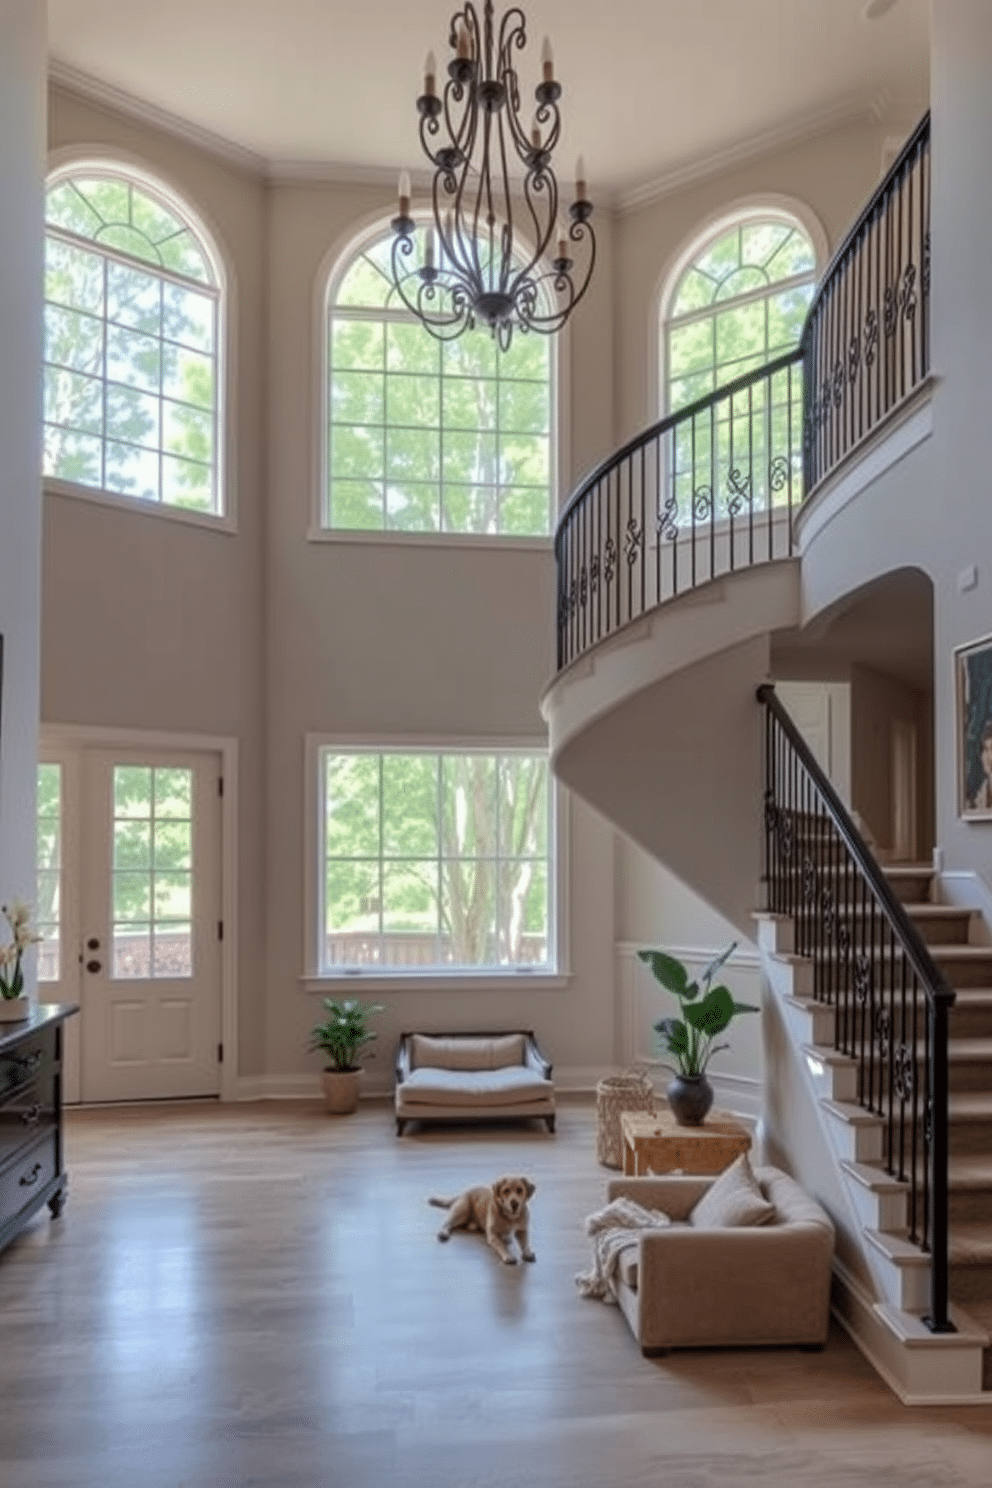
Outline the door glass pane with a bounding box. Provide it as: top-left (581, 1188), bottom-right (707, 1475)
top-left (111, 765), bottom-right (194, 979)
top-left (36, 763), bottom-right (63, 981)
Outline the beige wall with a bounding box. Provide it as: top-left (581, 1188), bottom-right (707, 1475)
top-left (44, 87), bottom-right (269, 1075)
top-left (614, 112), bottom-right (907, 445)
top-left (260, 176), bottom-right (618, 1086)
top-left (930, 0), bottom-right (992, 880)
top-left (38, 75), bottom-right (941, 1096)
top-left (0, 3), bottom-right (46, 979)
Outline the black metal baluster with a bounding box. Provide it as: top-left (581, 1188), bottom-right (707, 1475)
top-left (886, 923), bottom-right (896, 1170)
top-left (909, 965), bottom-right (920, 1245)
top-left (896, 165), bottom-right (906, 404)
top-left (747, 380), bottom-right (755, 567)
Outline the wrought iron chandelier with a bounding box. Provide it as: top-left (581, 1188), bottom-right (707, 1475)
top-left (391, 0), bottom-right (595, 348)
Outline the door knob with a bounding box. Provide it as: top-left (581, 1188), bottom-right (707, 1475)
top-left (86, 937), bottom-right (100, 950)
top-left (85, 959), bottom-right (101, 973)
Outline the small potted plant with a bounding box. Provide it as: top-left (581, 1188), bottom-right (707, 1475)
top-left (0, 900), bottom-right (42, 1022)
top-left (637, 941), bottom-right (758, 1125)
top-left (309, 996), bottom-right (384, 1114)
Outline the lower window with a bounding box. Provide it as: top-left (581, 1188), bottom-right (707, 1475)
top-left (317, 746), bottom-right (555, 975)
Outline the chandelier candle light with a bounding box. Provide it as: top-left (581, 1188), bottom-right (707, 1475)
top-left (391, 0), bottom-right (596, 347)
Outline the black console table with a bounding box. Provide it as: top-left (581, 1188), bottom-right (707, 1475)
top-left (0, 1003), bottom-right (78, 1256)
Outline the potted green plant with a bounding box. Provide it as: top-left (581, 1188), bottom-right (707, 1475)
top-left (637, 941), bottom-right (758, 1125)
top-left (309, 996), bottom-right (384, 1114)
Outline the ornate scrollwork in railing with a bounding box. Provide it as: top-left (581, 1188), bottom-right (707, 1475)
top-left (553, 115), bottom-right (929, 677)
top-left (554, 351), bottom-right (803, 669)
top-left (759, 682), bottom-right (955, 1336)
top-left (801, 112), bottom-right (930, 492)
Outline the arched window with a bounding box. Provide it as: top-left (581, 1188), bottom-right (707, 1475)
top-left (43, 165), bottom-right (224, 516)
top-left (664, 214), bottom-right (817, 413)
top-left (325, 227), bottom-right (554, 537)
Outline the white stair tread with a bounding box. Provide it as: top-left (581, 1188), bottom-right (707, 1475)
top-left (840, 1159), bottom-right (909, 1194)
top-left (875, 1301), bottom-right (991, 1348)
top-left (821, 1097), bottom-right (884, 1127)
top-left (800, 1041), bottom-right (855, 1066)
top-left (865, 1228), bottom-right (931, 1267)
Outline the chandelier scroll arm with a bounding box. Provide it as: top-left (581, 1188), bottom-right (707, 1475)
top-left (394, 0), bottom-right (596, 347)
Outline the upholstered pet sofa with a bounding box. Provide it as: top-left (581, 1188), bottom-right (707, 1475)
top-left (394, 1030), bottom-right (556, 1135)
top-left (604, 1163), bottom-right (835, 1355)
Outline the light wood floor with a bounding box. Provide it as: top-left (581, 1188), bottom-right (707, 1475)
top-left (1, 1097), bottom-right (990, 1487)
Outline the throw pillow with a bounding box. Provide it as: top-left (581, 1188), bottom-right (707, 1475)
top-left (689, 1152), bottom-right (776, 1229)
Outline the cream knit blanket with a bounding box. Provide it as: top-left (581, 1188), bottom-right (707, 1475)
top-left (574, 1196), bottom-right (671, 1302)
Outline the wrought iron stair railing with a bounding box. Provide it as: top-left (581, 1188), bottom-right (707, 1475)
top-left (554, 111), bottom-right (930, 677)
top-left (759, 682), bottom-right (954, 1335)
top-left (801, 112), bottom-right (930, 489)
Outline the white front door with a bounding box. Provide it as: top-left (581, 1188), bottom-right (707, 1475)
top-left (38, 743), bottom-right (223, 1103)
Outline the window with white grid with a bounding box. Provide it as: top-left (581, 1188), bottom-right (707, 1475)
top-left (664, 215), bottom-right (816, 413)
top-left (43, 166), bottom-right (223, 517)
top-left (324, 228), bottom-right (554, 537)
top-left (317, 746), bottom-right (556, 974)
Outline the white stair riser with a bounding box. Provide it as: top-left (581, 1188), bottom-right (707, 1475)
top-left (875, 1258), bottom-right (932, 1313)
top-left (803, 1052), bottom-right (859, 1103)
top-left (845, 1181), bottom-right (908, 1233)
top-left (754, 915), bottom-right (795, 955)
top-left (782, 1001), bottom-right (836, 1046)
top-left (823, 1111), bottom-right (883, 1164)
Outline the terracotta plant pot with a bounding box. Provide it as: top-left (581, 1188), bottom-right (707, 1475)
top-left (666, 1072), bottom-right (713, 1126)
top-left (321, 1068), bottom-right (361, 1115)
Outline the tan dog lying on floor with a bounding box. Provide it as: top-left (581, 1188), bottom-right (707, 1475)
top-left (429, 1176), bottom-right (537, 1264)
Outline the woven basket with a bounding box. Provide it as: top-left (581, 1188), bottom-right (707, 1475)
top-left (595, 1069), bottom-right (656, 1168)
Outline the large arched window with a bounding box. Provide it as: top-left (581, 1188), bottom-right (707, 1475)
top-left (324, 227), bottom-right (553, 537)
top-left (43, 164), bottom-right (224, 517)
top-left (664, 214), bottom-right (817, 413)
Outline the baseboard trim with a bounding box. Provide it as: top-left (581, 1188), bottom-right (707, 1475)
top-left (830, 1256), bottom-right (990, 1405)
top-left (233, 1066), bottom-right (761, 1123)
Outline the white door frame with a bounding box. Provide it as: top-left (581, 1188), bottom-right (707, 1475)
top-left (39, 724), bottom-right (239, 1103)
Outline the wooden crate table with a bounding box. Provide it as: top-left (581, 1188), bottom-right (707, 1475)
top-left (620, 1107), bottom-right (751, 1176)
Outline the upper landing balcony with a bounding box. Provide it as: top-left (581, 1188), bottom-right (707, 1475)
top-left (545, 113), bottom-right (932, 734)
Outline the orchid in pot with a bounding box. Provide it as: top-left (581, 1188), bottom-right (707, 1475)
top-left (0, 900), bottom-right (42, 1020)
top-left (637, 941), bottom-right (758, 1125)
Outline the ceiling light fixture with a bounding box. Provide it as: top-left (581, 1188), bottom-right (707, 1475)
top-left (391, 0), bottom-right (596, 348)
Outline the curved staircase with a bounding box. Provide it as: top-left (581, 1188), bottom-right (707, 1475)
top-left (544, 111), bottom-right (992, 1400)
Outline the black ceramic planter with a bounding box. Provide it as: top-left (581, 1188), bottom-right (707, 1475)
top-left (666, 1072), bottom-right (714, 1126)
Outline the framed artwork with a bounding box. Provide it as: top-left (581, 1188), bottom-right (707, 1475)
top-left (955, 633), bottom-right (992, 820)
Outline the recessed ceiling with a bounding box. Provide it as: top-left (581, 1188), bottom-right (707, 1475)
top-left (47, 0), bottom-right (930, 201)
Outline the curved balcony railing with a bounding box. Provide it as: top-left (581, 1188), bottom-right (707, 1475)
top-left (555, 350), bottom-right (804, 669)
top-left (802, 112), bottom-right (930, 489)
top-left (554, 111), bottom-right (930, 676)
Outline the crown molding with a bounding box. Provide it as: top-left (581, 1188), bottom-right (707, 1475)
top-left (48, 60), bottom-right (448, 196)
top-left (617, 89), bottom-right (894, 217)
top-left (48, 59), bottom-right (924, 213)
top-left (48, 58), bottom-right (268, 176)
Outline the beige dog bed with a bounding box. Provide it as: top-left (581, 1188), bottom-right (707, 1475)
top-left (394, 1030), bottom-right (556, 1135)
